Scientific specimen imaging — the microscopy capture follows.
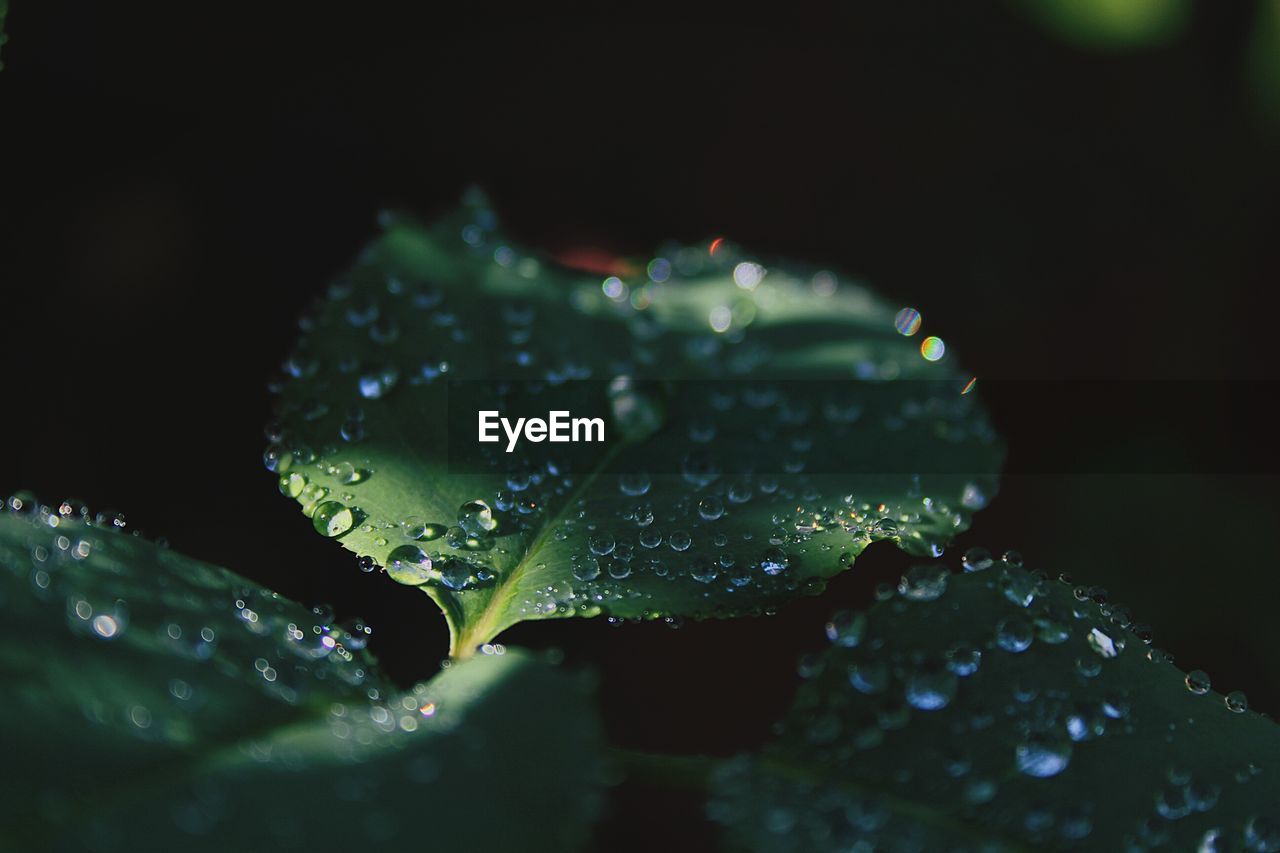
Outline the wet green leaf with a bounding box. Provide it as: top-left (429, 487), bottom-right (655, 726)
top-left (0, 504), bottom-right (604, 852)
top-left (268, 193), bottom-right (1002, 655)
top-left (709, 550), bottom-right (1280, 851)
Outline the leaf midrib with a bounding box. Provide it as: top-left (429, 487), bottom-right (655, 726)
top-left (441, 442), bottom-right (627, 657)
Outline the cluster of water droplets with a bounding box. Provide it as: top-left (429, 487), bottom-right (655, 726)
top-left (263, 191), bottom-right (1001, 636)
top-left (709, 547), bottom-right (1276, 851)
top-left (0, 492), bottom-right (382, 741)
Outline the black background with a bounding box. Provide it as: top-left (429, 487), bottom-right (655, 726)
top-left (3, 2), bottom-right (1278, 845)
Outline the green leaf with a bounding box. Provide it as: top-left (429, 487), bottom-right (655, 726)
top-left (0, 502), bottom-right (604, 851)
top-left (268, 193), bottom-right (1002, 655)
top-left (708, 551), bottom-right (1280, 851)
top-left (1011, 0), bottom-right (1191, 51)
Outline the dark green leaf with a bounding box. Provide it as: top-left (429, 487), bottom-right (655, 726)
top-left (268, 193), bottom-right (1002, 655)
top-left (710, 551), bottom-right (1280, 851)
top-left (0, 502), bottom-right (604, 851)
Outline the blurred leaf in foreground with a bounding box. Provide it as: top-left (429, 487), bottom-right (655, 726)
top-left (0, 498), bottom-right (604, 852)
top-left (1012, 0), bottom-right (1191, 50)
top-left (711, 548), bottom-right (1280, 850)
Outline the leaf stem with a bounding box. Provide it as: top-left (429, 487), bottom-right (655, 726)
top-left (608, 747), bottom-right (720, 792)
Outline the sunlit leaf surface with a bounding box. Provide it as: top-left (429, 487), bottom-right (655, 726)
top-left (267, 193), bottom-right (1003, 655)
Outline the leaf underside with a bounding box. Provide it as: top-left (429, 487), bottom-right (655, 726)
top-left (0, 506), bottom-right (603, 852)
top-left (709, 553), bottom-right (1280, 851)
top-left (269, 193), bottom-right (1003, 655)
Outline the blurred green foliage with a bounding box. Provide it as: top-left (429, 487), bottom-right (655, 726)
top-left (712, 558), bottom-right (1280, 850)
top-left (1013, 0), bottom-right (1191, 49)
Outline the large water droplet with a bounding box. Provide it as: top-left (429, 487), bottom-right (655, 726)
top-left (996, 617), bottom-right (1033, 653)
top-left (905, 662), bottom-right (957, 711)
top-left (962, 546), bottom-right (994, 572)
top-left (898, 564), bottom-right (949, 601)
top-left (458, 500), bottom-right (497, 537)
top-left (946, 642), bottom-right (981, 677)
top-left (588, 534), bottom-right (615, 556)
top-left (1185, 670), bottom-right (1211, 695)
top-left (1087, 627), bottom-right (1122, 659)
top-left (1015, 735), bottom-right (1071, 778)
top-left (573, 557), bottom-right (602, 582)
top-left (698, 497), bottom-right (725, 521)
top-left (385, 545), bottom-right (433, 585)
top-left (312, 501), bottom-right (355, 538)
top-left (760, 546), bottom-right (789, 576)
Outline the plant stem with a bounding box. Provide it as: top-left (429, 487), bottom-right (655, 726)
top-left (608, 747), bottom-right (720, 791)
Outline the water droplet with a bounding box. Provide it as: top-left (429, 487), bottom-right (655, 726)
top-left (573, 557), bottom-right (602, 582)
top-left (873, 517), bottom-right (899, 538)
top-left (898, 564), bottom-right (948, 601)
top-left (1087, 627), bottom-right (1122, 659)
top-left (1244, 816), bottom-right (1280, 852)
top-left (681, 451), bottom-right (720, 488)
top-left (619, 473), bottom-right (651, 496)
top-left (312, 501), bottom-right (355, 538)
top-left (760, 546), bottom-right (789, 576)
top-left (333, 461), bottom-right (367, 485)
top-left (1075, 656), bottom-right (1102, 678)
top-left (905, 662), bottom-right (957, 711)
top-left (698, 496), bottom-right (725, 521)
top-left (1187, 779), bottom-right (1220, 812)
top-left (962, 547), bottom-right (994, 572)
top-left (946, 642), bottom-right (981, 676)
top-left (439, 560), bottom-right (475, 591)
top-left (1015, 735), bottom-right (1071, 778)
top-left (358, 364), bottom-right (399, 399)
top-left (458, 500), bottom-right (497, 537)
top-left (996, 617), bottom-right (1033, 653)
top-left (849, 660), bottom-right (889, 695)
top-left (279, 472), bottom-right (307, 498)
top-left (690, 556), bottom-right (718, 583)
top-left (385, 545), bottom-right (433, 585)
top-left (1185, 670), bottom-right (1211, 695)
top-left (1225, 690), bottom-right (1248, 713)
top-left (824, 610), bottom-right (866, 647)
top-left (1001, 570), bottom-right (1039, 607)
